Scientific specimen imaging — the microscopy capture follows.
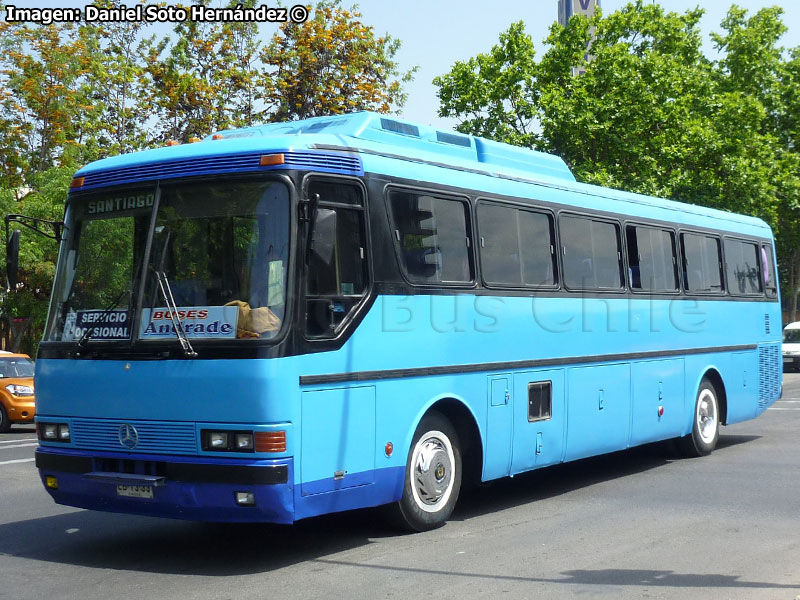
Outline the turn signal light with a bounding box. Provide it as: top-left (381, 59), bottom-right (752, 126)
top-left (255, 431), bottom-right (286, 453)
top-left (260, 153), bottom-right (285, 166)
top-left (166, 140), bottom-right (180, 147)
top-left (212, 134), bottom-right (225, 140)
top-left (69, 177), bottom-right (85, 189)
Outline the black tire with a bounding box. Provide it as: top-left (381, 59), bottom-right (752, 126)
top-left (0, 404), bottom-right (11, 433)
top-left (388, 411), bottom-right (462, 532)
top-left (679, 378), bottom-right (720, 457)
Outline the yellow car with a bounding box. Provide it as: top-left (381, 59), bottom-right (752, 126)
top-left (0, 352), bottom-right (35, 432)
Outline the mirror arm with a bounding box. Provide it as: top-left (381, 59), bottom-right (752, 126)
top-left (5, 214), bottom-right (64, 242)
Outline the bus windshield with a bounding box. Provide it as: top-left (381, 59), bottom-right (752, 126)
top-left (46, 178), bottom-right (290, 344)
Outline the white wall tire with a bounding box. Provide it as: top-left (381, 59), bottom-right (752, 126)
top-left (391, 411), bottom-right (462, 532)
top-left (679, 378), bottom-right (720, 457)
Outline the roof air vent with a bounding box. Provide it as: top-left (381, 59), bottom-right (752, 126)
top-left (380, 118), bottom-right (420, 137)
top-left (436, 131), bottom-right (472, 147)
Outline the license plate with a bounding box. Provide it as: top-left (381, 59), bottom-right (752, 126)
top-left (116, 484), bottom-right (153, 499)
top-left (784, 358), bottom-right (794, 364)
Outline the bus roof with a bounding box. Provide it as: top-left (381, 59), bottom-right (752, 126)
top-left (74, 111), bottom-right (771, 234)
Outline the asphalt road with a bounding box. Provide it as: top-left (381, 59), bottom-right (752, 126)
top-left (2, 375), bottom-right (799, 600)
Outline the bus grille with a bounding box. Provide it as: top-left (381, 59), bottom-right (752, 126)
top-left (79, 150), bottom-right (363, 190)
top-left (758, 344), bottom-right (781, 409)
top-left (71, 419), bottom-right (197, 455)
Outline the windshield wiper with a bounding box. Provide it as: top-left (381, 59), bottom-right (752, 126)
top-left (155, 270), bottom-right (197, 358)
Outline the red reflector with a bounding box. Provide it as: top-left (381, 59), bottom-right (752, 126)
top-left (385, 442), bottom-right (393, 457)
top-left (260, 153), bottom-right (285, 166)
top-left (69, 177), bottom-right (85, 189)
top-left (255, 431), bottom-right (286, 453)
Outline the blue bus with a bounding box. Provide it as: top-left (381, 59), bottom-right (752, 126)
top-left (28, 112), bottom-right (781, 531)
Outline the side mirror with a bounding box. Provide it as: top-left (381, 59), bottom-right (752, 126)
top-left (6, 229), bottom-right (20, 290)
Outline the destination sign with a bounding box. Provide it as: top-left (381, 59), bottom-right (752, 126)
top-left (139, 306), bottom-right (238, 339)
top-left (62, 309), bottom-right (131, 341)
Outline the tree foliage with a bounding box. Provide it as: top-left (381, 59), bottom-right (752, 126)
top-left (435, 0), bottom-right (800, 318)
top-left (260, 0), bottom-right (414, 122)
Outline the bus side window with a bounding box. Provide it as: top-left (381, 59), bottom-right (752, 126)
top-left (305, 181), bottom-right (369, 338)
top-left (761, 243), bottom-right (778, 298)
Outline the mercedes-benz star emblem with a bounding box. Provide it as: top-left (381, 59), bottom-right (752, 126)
top-left (118, 424), bottom-right (139, 450)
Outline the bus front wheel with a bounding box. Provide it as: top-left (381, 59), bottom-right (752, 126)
top-left (679, 378), bottom-right (720, 457)
top-left (391, 411), bottom-right (462, 532)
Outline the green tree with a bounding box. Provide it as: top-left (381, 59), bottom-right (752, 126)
top-left (78, 0), bottom-right (153, 157)
top-left (0, 166), bottom-right (71, 355)
top-left (260, 0), bottom-right (415, 121)
top-left (433, 22), bottom-right (539, 148)
top-left (0, 21), bottom-right (88, 175)
top-left (144, 0), bottom-right (264, 142)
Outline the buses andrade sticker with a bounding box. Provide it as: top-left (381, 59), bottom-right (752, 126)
top-left (139, 306), bottom-right (238, 339)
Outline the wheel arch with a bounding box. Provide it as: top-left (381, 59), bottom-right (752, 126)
top-left (406, 395), bottom-right (484, 488)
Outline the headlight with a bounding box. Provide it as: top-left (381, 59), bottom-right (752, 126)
top-left (44, 423), bottom-right (58, 439)
top-left (201, 429), bottom-right (255, 453)
top-left (209, 431), bottom-right (229, 449)
top-left (5, 384), bottom-right (34, 397)
top-left (38, 422), bottom-right (71, 443)
top-left (235, 433), bottom-right (254, 450)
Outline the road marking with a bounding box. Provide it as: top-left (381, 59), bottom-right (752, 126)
top-left (776, 400), bottom-right (800, 403)
top-left (0, 438), bottom-right (37, 444)
top-left (0, 443), bottom-right (38, 450)
top-left (768, 407), bottom-right (800, 411)
top-left (0, 458), bottom-right (35, 465)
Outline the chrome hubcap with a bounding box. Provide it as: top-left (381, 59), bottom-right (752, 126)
top-left (697, 389), bottom-right (717, 444)
top-left (410, 431), bottom-right (454, 513)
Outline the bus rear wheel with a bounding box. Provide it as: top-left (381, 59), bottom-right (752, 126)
top-left (390, 411), bottom-right (462, 532)
top-left (679, 378), bottom-right (720, 457)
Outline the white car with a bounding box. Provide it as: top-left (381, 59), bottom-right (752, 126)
top-left (783, 322), bottom-right (800, 371)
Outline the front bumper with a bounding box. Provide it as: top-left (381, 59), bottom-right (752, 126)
top-left (3, 396), bottom-right (35, 423)
top-left (35, 447), bottom-right (294, 523)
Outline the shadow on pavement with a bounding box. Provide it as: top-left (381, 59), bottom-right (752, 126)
top-left (0, 434), bottom-right (763, 577)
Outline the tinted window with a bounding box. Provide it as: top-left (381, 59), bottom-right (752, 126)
top-left (626, 226), bottom-right (678, 291)
top-left (681, 233), bottom-right (723, 292)
top-left (560, 215), bottom-right (622, 289)
top-left (305, 180), bottom-right (369, 338)
top-left (478, 203), bottom-right (556, 287)
top-left (761, 244), bottom-right (777, 297)
top-left (724, 238), bottom-right (762, 295)
top-left (388, 191), bottom-right (472, 284)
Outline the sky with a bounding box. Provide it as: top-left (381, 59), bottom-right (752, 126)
top-left (4, 1), bottom-right (800, 131)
